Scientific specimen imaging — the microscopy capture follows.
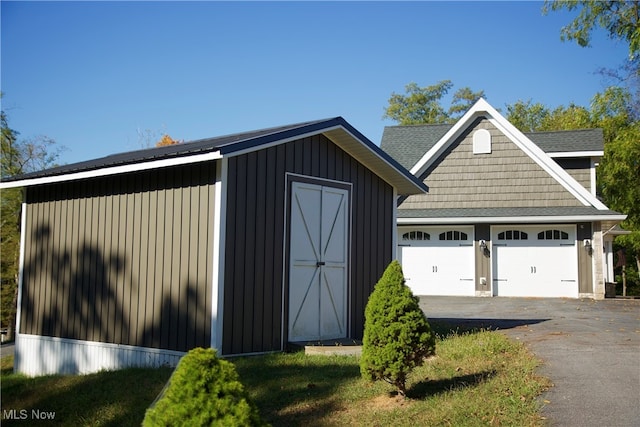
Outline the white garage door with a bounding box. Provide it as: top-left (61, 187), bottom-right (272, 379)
top-left (398, 227), bottom-right (475, 296)
top-left (492, 226), bottom-right (578, 298)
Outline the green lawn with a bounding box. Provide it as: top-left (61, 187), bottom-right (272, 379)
top-left (1, 326), bottom-right (551, 426)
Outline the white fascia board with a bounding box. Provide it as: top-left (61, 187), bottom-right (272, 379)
top-left (548, 151), bottom-right (603, 158)
top-left (398, 214), bottom-right (627, 225)
top-left (0, 151), bottom-right (223, 189)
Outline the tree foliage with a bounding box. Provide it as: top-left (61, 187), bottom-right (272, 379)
top-left (1, 101), bottom-right (64, 336)
top-left (143, 347), bottom-right (267, 426)
top-left (506, 99), bottom-right (593, 132)
top-left (506, 86), bottom-right (640, 287)
top-left (383, 80), bottom-right (484, 125)
top-left (543, 0), bottom-right (640, 60)
top-left (360, 260), bottom-right (436, 396)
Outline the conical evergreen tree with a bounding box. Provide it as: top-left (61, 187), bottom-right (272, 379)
top-left (360, 260), bottom-right (436, 396)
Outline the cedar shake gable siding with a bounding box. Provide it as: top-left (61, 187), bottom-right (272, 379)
top-left (381, 125), bottom-right (602, 190)
top-left (401, 118), bottom-right (584, 210)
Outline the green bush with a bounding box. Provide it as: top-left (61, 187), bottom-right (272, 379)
top-left (143, 347), bottom-right (268, 426)
top-left (360, 260), bottom-right (436, 396)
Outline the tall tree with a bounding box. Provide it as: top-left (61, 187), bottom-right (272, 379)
top-left (383, 80), bottom-right (484, 125)
top-left (1, 102), bottom-right (64, 339)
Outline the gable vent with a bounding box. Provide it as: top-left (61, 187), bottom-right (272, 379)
top-left (473, 129), bottom-right (492, 154)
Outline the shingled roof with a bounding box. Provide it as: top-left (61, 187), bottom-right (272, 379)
top-left (381, 124), bottom-right (604, 170)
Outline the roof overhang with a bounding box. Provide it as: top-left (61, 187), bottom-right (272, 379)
top-left (0, 151), bottom-right (223, 189)
top-left (548, 151), bottom-right (603, 158)
top-left (0, 117), bottom-right (426, 196)
top-left (398, 214), bottom-right (627, 225)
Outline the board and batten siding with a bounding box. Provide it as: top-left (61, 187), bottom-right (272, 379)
top-left (401, 119), bottom-right (584, 210)
top-left (222, 134), bottom-right (395, 355)
top-left (19, 162), bottom-right (215, 363)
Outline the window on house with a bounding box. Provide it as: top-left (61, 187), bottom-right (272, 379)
top-left (402, 231), bottom-right (430, 241)
top-left (497, 230), bottom-right (528, 240)
top-left (537, 230), bottom-right (569, 240)
top-left (439, 231), bottom-right (468, 241)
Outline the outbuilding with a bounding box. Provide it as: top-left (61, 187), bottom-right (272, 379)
top-left (1, 117), bottom-right (426, 375)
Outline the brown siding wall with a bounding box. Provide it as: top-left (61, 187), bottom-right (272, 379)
top-left (20, 162), bottom-right (215, 352)
top-left (474, 224), bottom-right (491, 293)
top-left (401, 118), bottom-right (584, 210)
top-left (222, 134), bottom-right (394, 355)
top-left (577, 222), bottom-right (594, 294)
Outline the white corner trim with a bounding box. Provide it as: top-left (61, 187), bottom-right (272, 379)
top-left (211, 157), bottom-right (228, 353)
top-left (0, 151), bottom-right (223, 189)
top-left (15, 201), bottom-right (27, 335)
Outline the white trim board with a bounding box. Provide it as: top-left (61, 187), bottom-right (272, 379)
top-left (0, 151), bottom-right (223, 189)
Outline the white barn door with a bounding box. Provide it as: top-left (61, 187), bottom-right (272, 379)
top-left (288, 181), bottom-right (349, 342)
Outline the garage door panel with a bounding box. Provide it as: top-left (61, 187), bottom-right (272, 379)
top-left (398, 227), bottom-right (475, 297)
top-left (492, 226), bottom-right (578, 298)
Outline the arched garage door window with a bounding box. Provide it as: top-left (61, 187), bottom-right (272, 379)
top-left (538, 230), bottom-right (569, 240)
top-left (497, 230), bottom-right (528, 240)
top-left (439, 230), bottom-right (468, 241)
top-left (402, 231), bottom-right (430, 241)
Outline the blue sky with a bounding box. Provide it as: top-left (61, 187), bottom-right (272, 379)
top-left (1, 1), bottom-right (629, 166)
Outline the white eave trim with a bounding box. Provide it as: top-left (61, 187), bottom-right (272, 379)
top-left (548, 151), bottom-right (603, 158)
top-left (398, 214), bottom-right (627, 225)
top-left (0, 150), bottom-right (223, 189)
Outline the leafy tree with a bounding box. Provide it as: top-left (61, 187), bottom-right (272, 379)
top-left (543, 0), bottom-right (640, 60)
top-left (383, 80), bottom-right (484, 125)
top-left (449, 86), bottom-right (486, 120)
top-left (143, 347), bottom-right (267, 426)
top-left (506, 100), bottom-right (551, 132)
top-left (506, 100), bottom-right (593, 131)
top-left (360, 260), bottom-right (436, 397)
top-left (592, 87), bottom-right (640, 278)
top-left (1, 101), bottom-right (64, 339)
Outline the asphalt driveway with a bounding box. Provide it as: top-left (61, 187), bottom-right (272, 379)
top-left (418, 296), bottom-right (640, 427)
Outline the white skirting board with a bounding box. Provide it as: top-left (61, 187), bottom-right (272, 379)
top-left (14, 333), bottom-right (185, 376)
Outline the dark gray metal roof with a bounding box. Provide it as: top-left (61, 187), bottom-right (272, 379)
top-left (397, 206), bottom-right (624, 220)
top-left (2, 118), bottom-right (333, 182)
top-left (381, 125), bottom-right (605, 170)
top-left (2, 117), bottom-right (427, 196)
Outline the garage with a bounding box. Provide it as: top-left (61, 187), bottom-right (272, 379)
top-left (398, 226), bottom-right (475, 296)
top-left (492, 225), bottom-right (578, 297)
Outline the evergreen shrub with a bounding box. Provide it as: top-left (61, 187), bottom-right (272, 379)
top-left (360, 260), bottom-right (436, 396)
top-left (143, 347), bottom-right (267, 426)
